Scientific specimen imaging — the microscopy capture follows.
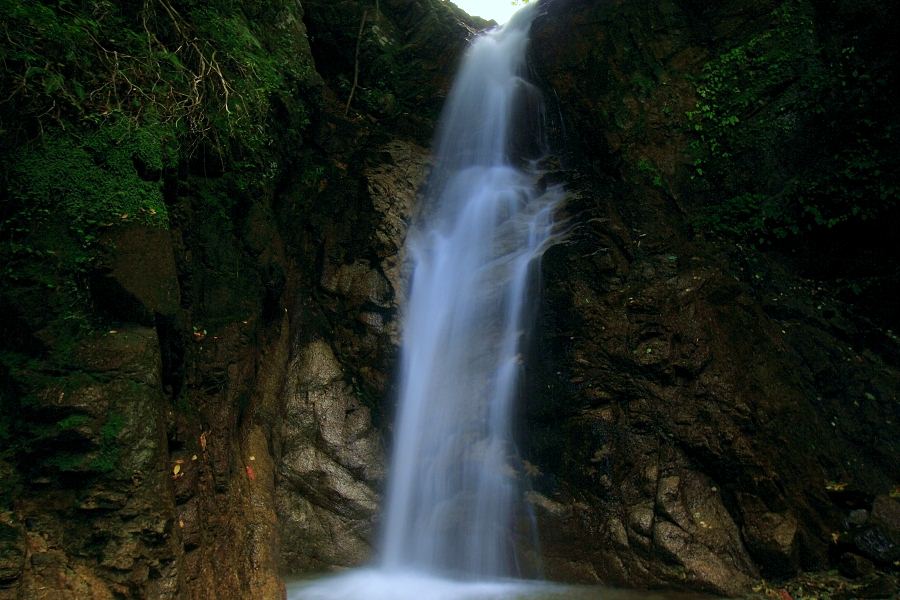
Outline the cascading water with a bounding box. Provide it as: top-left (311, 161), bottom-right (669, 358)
top-left (381, 3), bottom-right (559, 578)
top-left (290, 4), bottom-right (562, 598)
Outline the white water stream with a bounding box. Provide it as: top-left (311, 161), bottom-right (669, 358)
top-left (290, 4), bottom-right (562, 598)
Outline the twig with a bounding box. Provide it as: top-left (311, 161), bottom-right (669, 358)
top-left (345, 9), bottom-right (368, 115)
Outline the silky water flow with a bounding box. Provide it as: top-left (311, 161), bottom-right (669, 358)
top-left (289, 5), bottom-right (563, 598)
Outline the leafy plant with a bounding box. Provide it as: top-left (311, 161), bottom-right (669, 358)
top-left (637, 157), bottom-right (664, 189)
top-left (685, 0), bottom-right (899, 243)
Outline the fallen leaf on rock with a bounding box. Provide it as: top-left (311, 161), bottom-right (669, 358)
top-left (173, 464), bottom-right (181, 476)
top-left (200, 432), bottom-right (208, 451)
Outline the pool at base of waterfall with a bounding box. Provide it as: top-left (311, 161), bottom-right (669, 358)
top-left (285, 570), bottom-right (713, 600)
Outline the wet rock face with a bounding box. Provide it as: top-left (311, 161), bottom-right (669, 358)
top-left (522, 0), bottom-right (900, 595)
top-left (275, 139), bottom-right (429, 572)
top-left (853, 495), bottom-right (900, 565)
top-left (278, 340), bottom-right (383, 570)
top-left (0, 516), bottom-right (25, 589)
top-left (1, 325), bottom-right (181, 599)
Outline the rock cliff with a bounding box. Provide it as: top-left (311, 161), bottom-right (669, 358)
top-left (522, 0), bottom-right (899, 595)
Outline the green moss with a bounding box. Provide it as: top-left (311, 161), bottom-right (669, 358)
top-left (55, 415), bottom-right (91, 431)
top-left (39, 411), bottom-right (124, 474)
top-left (631, 73), bottom-right (656, 97)
top-left (180, 175), bottom-right (264, 325)
top-left (0, 0), bottom-right (316, 151)
top-left (7, 118), bottom-right (171, 235)
top-left (188, 5), bottom-right (313, 151)
top-left (636, 158), bottom-right (664, 189)
top-left (43, 452), bottom-right (88, 472)
top-left (89, 411), bottom-right (124, 473)
top-left (1, 118), bottom-right (173, 344)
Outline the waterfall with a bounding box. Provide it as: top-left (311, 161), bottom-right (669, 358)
top-left (290, 4), bottom-right (562, 598)
top-left (381, 3), bottom-right (559, 577)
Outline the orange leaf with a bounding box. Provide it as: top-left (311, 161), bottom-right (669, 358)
top-left (246, 465), bottom-right (256, 481)
top-left (778, 590), bottom-right (793, 600)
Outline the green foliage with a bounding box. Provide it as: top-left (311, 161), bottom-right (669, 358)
top-left (694, 193), bottom-right (794, 242)
top-left (636, 158), bottom-right (664, 189)
top-left (54, 414), bottom-right (91, 431)
top-left (0, 0), bottom-right (315, 154)
top-left (0, 349), bottom-right (131, 481)
top-left (685, 1), bottom-right (899, 243)
top-left (631, 73), bottom-right (656, 97)
top-left (0, 0), bottom-right (319, 499)
top-left (686, 2), bottom-right (818, 170)
top-left (0, 117), bottom-right (173, 346)
top-left (5, 118), bottom-right (171, 245)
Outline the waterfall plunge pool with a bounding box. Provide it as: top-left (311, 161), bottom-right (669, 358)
top-left (285, 570), bottom-right (713, 600)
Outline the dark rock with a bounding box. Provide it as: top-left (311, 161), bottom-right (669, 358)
top-left (853, 526), bottom-right (900, 565)
top-left (856, 574), bottom-right (900, 599)
top-left (0, 518), bottom-right (25, 587)
top-left (849, 509), bottom-right (870, 527)
top-left (870, 496), bottom-right (900, 545)
top-left (91, 225), bottom-right (181, 324)
top-left (849, 496), bottom-right (900, 566)
top-left (838, 553), bottom-right (876, 579)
